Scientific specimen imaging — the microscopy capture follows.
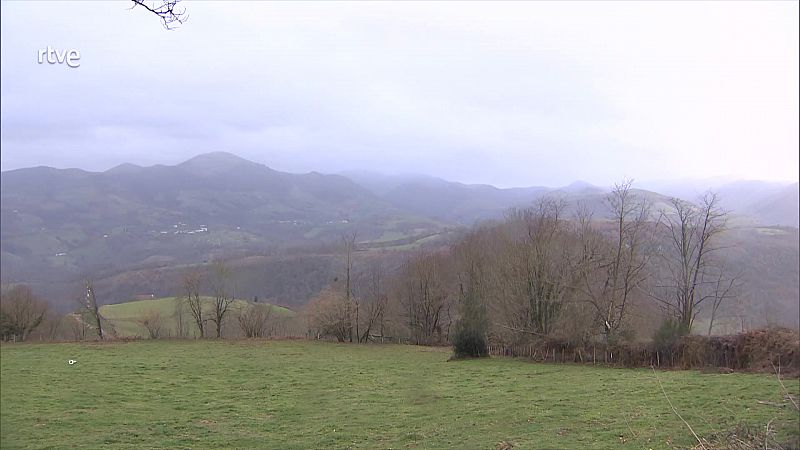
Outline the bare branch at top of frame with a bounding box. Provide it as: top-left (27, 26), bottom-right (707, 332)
top-left (130, 0), bottom-right (188, 30)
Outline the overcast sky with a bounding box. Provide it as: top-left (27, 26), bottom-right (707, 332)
top-left (1, 1), bottom-right (797, 187)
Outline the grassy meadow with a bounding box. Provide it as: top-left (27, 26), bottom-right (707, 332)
top-left (1, 340), bottom-right (798, 449)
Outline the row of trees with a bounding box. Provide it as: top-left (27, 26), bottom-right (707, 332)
top-left (177, 260), bottom-right (279, 338)
top-left (306, 181), bottom-right (740, 355)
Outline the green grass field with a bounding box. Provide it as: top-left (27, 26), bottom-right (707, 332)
top-left (99, 298), bottom-right (294, 338)
top-left (1, 340), bottom-right (797, 449)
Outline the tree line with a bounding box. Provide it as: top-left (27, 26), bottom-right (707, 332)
top-left (305, 180), bottom-right (741, 356)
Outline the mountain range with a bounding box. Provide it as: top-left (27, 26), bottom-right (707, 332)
top-left (1, 152), bottom-right (797, 319)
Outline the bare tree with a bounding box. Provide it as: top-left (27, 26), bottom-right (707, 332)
top-left (208, 261), bottom-right (234, 338)
top-left (130, 0), bottom-right (187, 29)
top-left (174, 295), bottom-right (187, 338)
top-left (652, 193), bottom-right (730, 331)
top-left (138, 309), bottom-right (163, 339)
top-left (67, 313), bottom-right (89, 341)
top-left (498, 200), bottom-right (573, 337)
top-left (81, 280), bottom-right (104, 340)
top-left (401, 251), bottom-right (452, 345)
top-left (705, 265), bottom-right (742, 336)
top-left (238, 304), bottom-right (273, 338)
top-left (182, 269), bottom-right (205, 338)
top-left (353, 262), bottom-right (388, 343)
top-left (0, 285), bottom-right (48, 342)
top-left (575, 180), bottom-right (651, 342)
top-left (306, 284), bottom-right (352, 342)
top-left (41, 310), bottom-right (64, 341)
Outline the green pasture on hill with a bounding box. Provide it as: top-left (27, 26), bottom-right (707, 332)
top-left (99, 297), bottom-right (294, 338)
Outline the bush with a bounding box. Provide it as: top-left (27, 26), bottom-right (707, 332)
top-left (238, 304), bottom-right (273, 338)
top-left (452, 325), bottom-right (489, 358)
top-left (653, 318), bottom-right (689, 352)
top-left (138, 309), bottom-right (163, 339)
top-left (739, 327), bottom-right (800, 376)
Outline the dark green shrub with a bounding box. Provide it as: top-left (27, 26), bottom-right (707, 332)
top-left (451, 286), bottom-right (488, 359)
top-left (652, 317), bottom-right (689, 361)
top-left (452, 324), bottom-right (488, 358)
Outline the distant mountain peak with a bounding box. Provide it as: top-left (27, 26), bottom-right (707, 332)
top-left (106, 162), bottom-right (143, 174)
top-left (182, 151), bottom-right (253, 164)
top-left (178, 152), bottom-right (267, 175)
top-left (562, 180), bottom-right (601, 192)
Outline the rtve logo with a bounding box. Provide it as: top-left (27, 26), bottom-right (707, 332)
top-left (38, 46), bottom-right (80, 68)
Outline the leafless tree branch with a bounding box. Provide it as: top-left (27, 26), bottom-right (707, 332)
top-left (130, 0), bottom-right (187, 29)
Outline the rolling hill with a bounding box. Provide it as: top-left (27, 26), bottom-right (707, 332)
top-left (0, 153), bottom-right (446, 307)
top-left (742, 182), bottom-right (799, 227)
top-left (344, 172), bottom-right (551, 224)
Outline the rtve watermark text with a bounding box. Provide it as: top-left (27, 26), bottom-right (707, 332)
top-left (38, 46), bottom-right (80, 68)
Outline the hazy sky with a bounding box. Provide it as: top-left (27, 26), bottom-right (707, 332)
top-left (1, 1), bottom-right (797, 187)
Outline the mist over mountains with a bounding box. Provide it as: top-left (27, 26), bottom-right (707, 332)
top-left (1, 152), bottom-right (797, 323)
top-left (638, 178), bottom-right (799, 228)
top-left (346, 168), bottom-right (797, 227)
